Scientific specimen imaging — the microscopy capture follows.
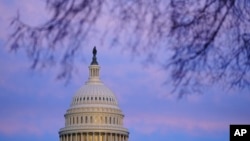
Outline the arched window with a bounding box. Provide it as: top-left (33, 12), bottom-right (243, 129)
top-left (85, 116), bottom-right (88, 123)
top-left (90, 116), bottom-right (93, 123)
top-left (81, 116), bottom-right (83, 123)
top-left (105, 117), bottom-right (107, 124)
top-left (100, 116), bottom-right (103, 124)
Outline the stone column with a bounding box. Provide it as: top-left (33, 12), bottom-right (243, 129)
top-left (92, 132), bottom-right (94, 141)
top-left (76, 133), bottom-right (78, 141)
top-left (98, 132), bottom-right (100, 141)
top-left (87, 133), bottom-right (89, 141)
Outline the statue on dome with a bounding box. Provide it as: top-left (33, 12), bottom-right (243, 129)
top-left (93, 46), bottom-right (97, 57)
top-left (91, 46), bottom-right (98, 65)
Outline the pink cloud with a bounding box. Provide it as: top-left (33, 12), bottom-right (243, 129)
top-left (124, 113), bottom-right (229, 135)
top-left (0, 119), bottom-right (42, 136)
top-left (0, 107), bottom-right (62, 136)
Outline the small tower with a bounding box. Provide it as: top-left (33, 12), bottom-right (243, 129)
top-left (88, 47), bottom-right (101, 84)
top-left (59, 47), bottom-right (129, 141)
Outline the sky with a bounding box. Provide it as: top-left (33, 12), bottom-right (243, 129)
top-left (0, 0), bottom-right (250, 141)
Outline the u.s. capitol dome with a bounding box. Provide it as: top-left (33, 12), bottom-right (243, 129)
top-left (59, 47), bottom-right (129, 141)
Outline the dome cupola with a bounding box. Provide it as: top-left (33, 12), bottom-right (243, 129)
top-left (59, 47), bottom-right (129, 141)
top-left (70, 47), bottom-right (119, 109)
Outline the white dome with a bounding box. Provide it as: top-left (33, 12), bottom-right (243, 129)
top-left (70, 82), bottom-right (119, 109)
top-left (59, 48), bottom-right (129, 141)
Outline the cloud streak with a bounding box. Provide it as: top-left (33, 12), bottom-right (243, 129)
top-left (126, 113), bottom-right (230, 135)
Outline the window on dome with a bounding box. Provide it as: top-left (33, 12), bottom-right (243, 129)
top-left (99, 97), bottom-right (101, 100)
top-left (81, 116), bottom-right (83, 123)
top-left (106, 98), bottom-right (108, 101)
top-left (90, 116), bottom-right (93, 123)
top-left (95, 116), bottom-right (98, 123)
top-left (80, 97), bottom-right (82, 101)
top-left (83, 97), bottom-right (85, 100)
top-left (77, 117), bottom-right (78, 124)
top-left (109, 117), bottom-right (111, 124)
top-left (91, 97), bottom-right (93, 100)
top-left (95, 97), bottom-right (97, 100)
top-left (85, 116), bottom-right (88, 123)
top-left (105, 117), bottom-right (107, 124)
top-left (113, 117), bottom-right (115, 124)
top-left (110, 98), bottom-right (111, 101)
top-left (73, 117), bottom-right (75, 124)
top-left (87, 97), bottom-right (89, 100)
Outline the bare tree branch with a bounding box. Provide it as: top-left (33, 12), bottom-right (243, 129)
top-left (6, 0), bottom-right (250, 96)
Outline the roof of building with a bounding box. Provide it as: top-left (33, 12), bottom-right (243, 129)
top-left (69, 47), bottom-right (119, 109)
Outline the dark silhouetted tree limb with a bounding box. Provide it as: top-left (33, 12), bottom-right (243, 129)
top-left (6, 0), bottom-right (250, 96)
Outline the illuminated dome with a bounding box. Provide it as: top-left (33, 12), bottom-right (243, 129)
top-left (59, 47), bottom-right (129, 141)
top-left (70, 83), bottom-right (119, 109)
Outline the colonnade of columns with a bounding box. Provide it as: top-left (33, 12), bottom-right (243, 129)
top-left (60, 132), bottom-right (128, 141)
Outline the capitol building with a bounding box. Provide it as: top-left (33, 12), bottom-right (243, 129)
top-left (58, 47), bottom-right (129, 141)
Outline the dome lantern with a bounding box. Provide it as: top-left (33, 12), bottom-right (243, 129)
top-left (88, 47), bottom-right (101, 84)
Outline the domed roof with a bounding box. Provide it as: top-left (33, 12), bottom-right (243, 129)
top-left (69, 48), bottom-right (120, 109)
top-left (70, 82), bottom-right (119, 109)
top-left (59, 48), bottom-right (129, 139)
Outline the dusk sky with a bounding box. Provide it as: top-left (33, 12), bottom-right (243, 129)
top-left (0, 0), bottom-right (250, 141)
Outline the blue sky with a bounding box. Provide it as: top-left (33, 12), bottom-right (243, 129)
top-left (0, 1), bottom-right (250, 141)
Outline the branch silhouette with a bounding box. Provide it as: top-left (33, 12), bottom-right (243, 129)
top-left (7, 0), bottom-right (250, 96)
